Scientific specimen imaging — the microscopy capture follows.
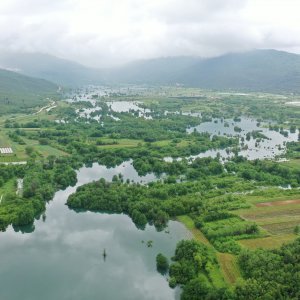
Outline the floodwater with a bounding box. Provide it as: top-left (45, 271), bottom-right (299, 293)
top-left (187, 117), bottom-right (298, 160)
top-left (0, 162), bottom-right (190, 300)
top-left (106, 101), bottom-right (152, 119)
top-left (66, 88), bottom-right (298, 161)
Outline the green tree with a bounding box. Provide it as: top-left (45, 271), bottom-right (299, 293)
top-left (156, 253), bottom-right (169, 274)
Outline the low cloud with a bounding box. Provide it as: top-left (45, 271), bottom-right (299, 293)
top-left (0, 0), bottom-right (300, 67)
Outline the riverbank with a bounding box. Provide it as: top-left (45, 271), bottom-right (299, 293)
top-left (177, 215), bottom-right (242, 286)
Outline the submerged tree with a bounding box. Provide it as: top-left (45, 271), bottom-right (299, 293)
top-left (156, 253), bottom-right (169, 274)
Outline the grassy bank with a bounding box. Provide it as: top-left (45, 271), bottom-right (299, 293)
top-left (177, 215), bottom-right (242, 286)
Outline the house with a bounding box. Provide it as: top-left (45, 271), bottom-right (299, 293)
top-left (0, 147), bottom-right (13, 154)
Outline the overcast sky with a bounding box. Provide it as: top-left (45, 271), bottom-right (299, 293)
top-left (0, 0), bottom-right (300, 67)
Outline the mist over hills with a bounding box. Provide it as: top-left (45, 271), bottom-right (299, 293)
top-left (0, 52), bottom-right (102, 86)
top-left (104, 56), bottom-right (202, 85)
top-left (0, 68), bottom-right (58, 114)
top-left (178, 50), bottom-right (300, 92)
top-left (109, 50), bottom-right (300, 93)
top-left (1, 49), bottom-right (300, 93)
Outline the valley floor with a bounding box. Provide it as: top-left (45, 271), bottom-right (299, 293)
top-left (0, 86), bottom-right (299, 299)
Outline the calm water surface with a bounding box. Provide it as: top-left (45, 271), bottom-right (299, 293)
top-left (188, 117), bottom-right (299, 160)
top-left (0, 162), bottom-right (190, 300)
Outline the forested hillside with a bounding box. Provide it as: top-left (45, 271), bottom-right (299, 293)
top-left (0, 52), bottom-right (103, 86)
top-left (110, 50), bottom-right (300, 93)
top-left (2, 50), bottom-right (300, 93)
top-left (0, 68), bottom-right (58, 114)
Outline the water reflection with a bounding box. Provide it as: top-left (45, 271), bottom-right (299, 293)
top-left (187, 117), bottom-right (298, 160)
top-left (0, 161), bottom-right (189, 300)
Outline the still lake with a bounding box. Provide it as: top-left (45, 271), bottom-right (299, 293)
top-left (0, 162), bottom-right (190, 300)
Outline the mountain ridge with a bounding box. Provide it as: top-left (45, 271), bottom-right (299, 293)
top-left (1, 49), bottom-right (300, 93)
top-left (0, 67), bottom-right (58, 114)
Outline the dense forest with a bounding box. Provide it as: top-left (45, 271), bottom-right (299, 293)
top-left (0, 158), bottom-right (76, 230)
top-left (164, 238), bottom-right (300, 299)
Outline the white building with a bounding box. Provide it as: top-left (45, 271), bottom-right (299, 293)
top-left (0, 147), bottom-right (13, 154)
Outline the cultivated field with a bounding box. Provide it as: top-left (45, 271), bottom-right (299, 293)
top-left (234, 187), bottom-right (300, 249)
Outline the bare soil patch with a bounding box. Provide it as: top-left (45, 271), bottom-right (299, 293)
top-left (256, 199), bottom-right (300, 207)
